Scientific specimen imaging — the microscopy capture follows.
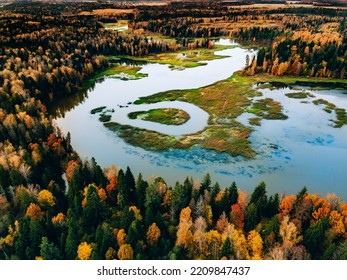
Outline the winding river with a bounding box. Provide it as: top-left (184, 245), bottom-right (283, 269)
top-left (53, 41), bottom-right (347, 199)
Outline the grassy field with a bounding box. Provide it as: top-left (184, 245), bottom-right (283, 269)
top-left (125, 44), bottom-right (234, 69)
top-left (250, 73), bottom-right (347, 87)
top-left (94, 64), bottom-right (148, 83)
top-left (128, 108), bottom-right (190, 125)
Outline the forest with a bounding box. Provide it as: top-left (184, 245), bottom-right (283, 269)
top-left (0, 1), bottom-right (347, 260)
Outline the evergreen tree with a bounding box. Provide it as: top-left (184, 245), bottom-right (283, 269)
top-left (82, 185), bottom-right (104, 233)
top-left (40, 236), bottom-right (62, 260)
top-left (65, 210), bottom-right (79, 260)
top-left (135, 173), bottom-right (148, 213)
top-left (304, 217), bottom-right (330, 259)
top-left (244, 203), bottom-right (258, 232)
top-left (125, 166), bottom-right (136, 205)
top-left (221, 237), bottom-right (232, 259)
top-left (144, 179), bottom-right (161, 227)
top-left (117, 169), bottom-right (129, 209)
top-left (14, 217), bottom-right (31, 259)
top-left (200, 173), bottom-right (211, 196)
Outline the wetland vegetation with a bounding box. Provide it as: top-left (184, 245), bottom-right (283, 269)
top-left (128, 108), bottom-right (190, 125)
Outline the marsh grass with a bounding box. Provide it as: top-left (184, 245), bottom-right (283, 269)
top-left (128, 108), bottom-right (190, 125)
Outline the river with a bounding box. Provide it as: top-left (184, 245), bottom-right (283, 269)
top-left (53, 41), bottom-right (347, 199)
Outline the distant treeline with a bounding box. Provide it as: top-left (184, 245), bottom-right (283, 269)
top-left (131, 9), bottom-right (346, 79)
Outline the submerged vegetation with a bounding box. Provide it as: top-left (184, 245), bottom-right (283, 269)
top-left (0, 1), bottom-right (346, 261)
top-left (285, 92), bottom-right (316, 99)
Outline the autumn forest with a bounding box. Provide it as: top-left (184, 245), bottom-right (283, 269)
top-left (0, 1), bottom-right (347, 260)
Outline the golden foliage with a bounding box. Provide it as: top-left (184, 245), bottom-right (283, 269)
top-left (146, 223), bottom-right (161, 246)
top-left (51, 212), bottom-right (66, 225)
top-left (3, 113), bottom-right (17, 127)
top-left (279, 195), bottom-right (296, 220)
top-left (205, 230), bottom-right (222, 259)
top-left (38, 189), bottom-right (55, 208)
top-left (66, 160), bottom-right (79, 182)
top-left (97, 188), bottom-right (107, 202)
top-left (247, 230), bottom-right (263, 260)
top-left (0, 221), bottom-right (19, 248)
top-left (117, 229), bottom-right (126, 246)
top-left (30, 143), bottom-right (41, 164)
top-left (280, 216), bottom-right (302, 249)
top-left (329, 211), bottom-right (346, 239)
top-left (117, 244), bottom-right (134, 260)
top-left (192, 216), bottom-right (208, 257)
top-left (25, 203), bottom-right (44, 220)
top-left (237, 191), bottom-right (248, 212)
top-left (104, 164), bottom-right (118, 181)
top-left (205, 205), bottom-right (213, 226)
top-left (129, 206), bottom-right (142, 221)
top-left (292, 30), bottom-right (341, 46)
top-left (311, 195), bottom-right (330, 221)
top-left (341, 203), bottom-right (347, 228)
top-left (106, 175), bottom-right (117, 194)
top-left (176, 207), bottom-right (193, 249)
top-left (0, 195), bottom-right (9, 213)
top-left (222, 223), bottom-right (250, 260)
top-left (105, 247), bottom-right (117, 260)
top-left (24, 114), bottom-right (34, 129)
top-left (163, 189), bottom-right (172, 208)
top-left (77, 242), bottom-right (93, 260)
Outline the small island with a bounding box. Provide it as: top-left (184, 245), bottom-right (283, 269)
top-left (128, 108), bottom-right (190, 125)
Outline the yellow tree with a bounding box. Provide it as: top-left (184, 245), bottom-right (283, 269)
top-left (117, 244), bottom-right (134, 260)
top-left (311, 195), bottom-right (330, 221)
top-left (129, 206), bottom-right (142, 221)
top-left (341, 203), bottom-right (347, 228)
top-left (146, 223), bottom-right (161, 246)
top-left (25, 203), bottom-right (44, 220)
top-left (105, 247), bottom-right (117, 260)
top-left (247, 230), bottom-right (263, 260)
top-left (51, 212), bottom-right (66, 225)
top-left (279, 216), bottom-right (302, 250)
top-left (222, 223), bottom-right (250, 260)
top-left (279, 195), bottom-right (296, 220)
top-left (117, 229), bottom-right (127, 246)
top-left (271, 58), bottom-right (279, 75)
top-left (176, 207), bottom-right (193, 249)
top-left (205, 230), bottom-right (222, 259)
top-left (0, 221), bottom-right (19, 249)
top-left (38, 189), bottom-right (55, 208)
top-left (192, 216), bottom-right (208, 258)
top-left (329, 210), bottom-right (346, 239)
top-left (77, 242), bottom-right (93, 260)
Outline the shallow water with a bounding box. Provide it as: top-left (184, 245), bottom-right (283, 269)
top-left (54, 42), bottom-right (347, 199)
